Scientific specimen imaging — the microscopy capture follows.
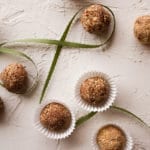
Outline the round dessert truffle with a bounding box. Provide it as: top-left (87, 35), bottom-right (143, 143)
top-left (0, 98), bottom-right (4, 113)
top-left (97, 125), bottom-right (126, 150)
top-left (134, 15), bottom-right (150, 45)
top-left (0, 63), bottom-right (28, 94)
top-left (40, 102), bottom-right (72, 132)
top-left (80, 4), bottom-right (111, 34)
top-left (80, 76), bottom-right (110, 106)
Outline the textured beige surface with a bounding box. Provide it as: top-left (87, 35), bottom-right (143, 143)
top-left (0, 0), bottom-right (150, 150)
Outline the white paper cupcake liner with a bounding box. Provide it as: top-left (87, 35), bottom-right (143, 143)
top-left (92, 123), bottom-right (133, 150)
top-left (34, 100), bottom-right (75, 140)
top-left (75, 71), bottom-right (117, 112)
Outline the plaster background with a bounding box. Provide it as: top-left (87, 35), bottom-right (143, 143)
top-left (0, 0), bottom-right (150, 149)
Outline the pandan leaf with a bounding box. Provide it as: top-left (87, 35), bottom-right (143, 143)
top-left (76, 106), bottom-right (149, 128)
top-left (111, 106), bottom-right (150, 128)
top-left (76, 112), bottom-right (97, 127)
top-left (0, 47), bottom-right (38, 94)
top-left (13, 5), bottom-right (115, 49)
top-left (39, 10), bottom-right (81, 103)
top-left (0, 42), bottom-right (6, 47)
top-left (15, 39), bottom-right (100, 48)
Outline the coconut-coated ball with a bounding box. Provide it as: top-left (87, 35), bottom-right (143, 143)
top-left (134, 15), bottom-right (150, 45)
top-left (0, 63), bottom-right (28, 94)
top-left (97, 125), bottom-right (126, 150)
top-left (80, 76), bottom-right (110, 106)
top-left (80, 4), bottom-right (111, 34)
top-left (40, 102), bottom-right (72, 132)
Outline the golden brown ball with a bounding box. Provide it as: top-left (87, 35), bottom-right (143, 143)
top-left (80, 4), bottom-right (111, 34)
top-left (0, 63), bottom-right (28, 94)
top-left (97, 125), bottom-right (126, 150)
top-left (134, 15), bottom-right (150, 45)
top-left (40, 102), bottom-right (72, 132)
top-left (80, 76), bottom-right (110, 106)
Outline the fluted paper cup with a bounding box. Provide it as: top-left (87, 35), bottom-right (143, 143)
top-left (75, 71), bottom-right (117, 112)
top-left (34, 100), bottom-right (75, 140)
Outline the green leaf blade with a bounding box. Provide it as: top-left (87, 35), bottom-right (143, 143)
top-left (75, 106), bottom-right (149, 129)
top-left (39, 47), bottom-right (61, 103)
top-left (76, 112), bottom-right (97, 127)
top-left (12, 4), bottom-right (115, 49)
top-left (111, 106), bottom-right (150, 128)
top-left (39, 9), bottom-right (80, 103)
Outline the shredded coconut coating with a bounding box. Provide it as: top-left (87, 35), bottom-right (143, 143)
top-left (97, 125), bottom-right (126, 150)
top-left (80, 4), bottom-right (111, 34)
top-left (134, 15), bottom-right (150, 45)
top-left (0, 63), bottom-right (28, 93)
top-left (40, 102), bottom-right (71, 132)
top-left (80, 76), bottom-right (110, 106)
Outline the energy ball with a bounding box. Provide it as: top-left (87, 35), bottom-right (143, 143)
top-left (97, 125), bottom-right (126, 150)
top-left (80, 76), bottom-right (110, 106)
top-left (134, 15), bottom-right (150, 45)
top-left (0, 63), bottom-right (28, 94)
top-left (40, 102), bottom-right (72, 132)
top-left (80, 4), bottom-right (111, 34)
